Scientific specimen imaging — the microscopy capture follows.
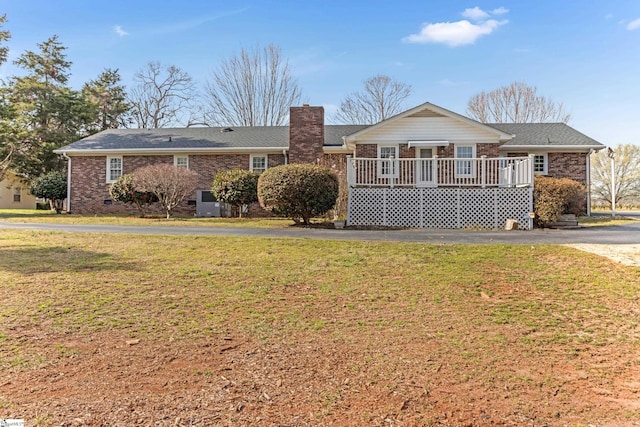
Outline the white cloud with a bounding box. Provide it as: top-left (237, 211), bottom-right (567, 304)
top-left (404, 19), bottom-right (507, 47)
top-left (113, 25), bottom-right (129, 37)
top-left (627, 18), bottom-right (640, 30)
top-left (462, 7), bottom-right (489, 21)
top-left (404, 7), bottom-right (509, 47)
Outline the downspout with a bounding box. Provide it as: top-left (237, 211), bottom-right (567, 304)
top-left (283, 149), bottom-right (288, 165)
top-left (62, 152), bottom-right (71, 213)
top-left (586, 149), bottom-right (593, 216)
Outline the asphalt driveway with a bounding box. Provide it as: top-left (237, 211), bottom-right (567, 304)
top-left (1, 221), bottom-right (639, 244)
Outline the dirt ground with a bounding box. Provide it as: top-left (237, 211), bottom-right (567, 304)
top-left (3, 324), bottom-right (640, 427)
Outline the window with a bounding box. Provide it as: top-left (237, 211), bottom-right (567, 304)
top-left (455, 144), bottom-right (476, 177)
top-left (532, 153), bottom-right (548, 174)
top-left (13, 187), bottom-right (21, 203)
top-left (174, 155), bottom-right (189, 169)
top-left (107, 156), bottom-right (122, 183)
top-left (250, 155), bottom-right (267, 173)
top-left (378, 145), bottom-right (398, 177)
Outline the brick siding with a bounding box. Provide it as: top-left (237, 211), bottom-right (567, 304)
top-left (69, 154), bottom-right (286, 215)
top-left (547, 152), bottom-right (587, 185)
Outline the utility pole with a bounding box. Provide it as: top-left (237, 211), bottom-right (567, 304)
top-left (607, 147), bottom-right (616, 218)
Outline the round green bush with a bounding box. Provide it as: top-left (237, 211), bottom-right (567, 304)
top-left (29, 170), bottom-right (67, 213)
top-left (258, 164), bottom-right (339, 225)
top-left (211, 169), bottom-right (259, 218)
top-left (109, 173), bottom-right (159, 216)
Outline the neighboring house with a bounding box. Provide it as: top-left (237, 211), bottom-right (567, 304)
top-left (54, 102), bottom-right (604, 229)
top-left (0, 171), bottom-right (38, 209)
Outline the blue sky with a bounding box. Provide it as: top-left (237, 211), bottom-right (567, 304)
top-left (2, 1), bottom-right (639, 147)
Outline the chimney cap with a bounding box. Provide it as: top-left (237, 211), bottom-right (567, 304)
top-left (302, 103), bottom-right (310, 107)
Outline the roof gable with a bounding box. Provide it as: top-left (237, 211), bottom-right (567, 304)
top-left (344, 102), bottom-right (514, 143)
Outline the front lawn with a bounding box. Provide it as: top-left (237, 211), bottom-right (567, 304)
top-left (0, 209), bottom-right (295, 228)
top-left (1, 230), bottom-right (639, 425)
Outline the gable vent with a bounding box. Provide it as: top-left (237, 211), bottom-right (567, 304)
top-left (408, 109), bottom-right (445, 118)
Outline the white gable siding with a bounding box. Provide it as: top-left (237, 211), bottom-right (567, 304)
top-left (353, 117), bottom-right (501, 144)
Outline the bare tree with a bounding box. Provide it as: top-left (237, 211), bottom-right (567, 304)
top-left (204, 43), bottom-right (302, 126)
top-left (333, 75), bottom-right (412, 125)
top-left (466, 81), bottom-right (571, 123)
top-left (127, 62), bottom-right (196, 128)
top-left (133, 164), bottom-right (198, 219)
top-left (591, 144), bottom-right (640, 209)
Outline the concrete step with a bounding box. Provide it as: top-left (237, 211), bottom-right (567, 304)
top-left (548, 214), bottom-right (579, 229)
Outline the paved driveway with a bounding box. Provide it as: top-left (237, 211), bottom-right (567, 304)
top-left (1, 221), bottom-right (640, 245)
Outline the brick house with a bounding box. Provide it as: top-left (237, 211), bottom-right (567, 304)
top-left (54, 102), bottom-right (604, 228)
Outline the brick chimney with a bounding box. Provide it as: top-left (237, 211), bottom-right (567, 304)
top-left (288, 104), bottom-right (324, 164)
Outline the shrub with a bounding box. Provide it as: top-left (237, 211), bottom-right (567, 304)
top-left (258, 164), bottom-right (339, 225)
top-left (211, 169), bottom-right (259, 218)
top-left (109, 173), bottom-right (159, 217)
top-left (29, 170), bottom-right (67, 214)
top-left (534, 176), bottom-right (585, 226)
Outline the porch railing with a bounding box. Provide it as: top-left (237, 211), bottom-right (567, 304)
top-left (347, 155), bottom-right (533, 188)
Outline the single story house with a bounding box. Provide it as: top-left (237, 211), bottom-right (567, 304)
top-left (0, 171), bottom-right (38, 209)
top-left (54, 102), bottom-right (605, 229)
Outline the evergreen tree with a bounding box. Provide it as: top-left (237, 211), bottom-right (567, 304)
top-left (83, 68), bottom-right (130, 131)
top-left (7, 35), bottom-right (94, 180)
top-left (0, 14), bottom-right (14, 182)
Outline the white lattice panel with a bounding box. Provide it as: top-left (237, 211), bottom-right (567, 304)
top-left (348, 187), bottom-right (532, 229)
top-left (459, 189), bottom-right (496, 229)
top-left (387, 189), bottom-right (422, 228)
top-left (422, 188), bottom-right (459, 228)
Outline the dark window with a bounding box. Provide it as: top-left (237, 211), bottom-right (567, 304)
top-left (201, 191), bottom-right (217, 203)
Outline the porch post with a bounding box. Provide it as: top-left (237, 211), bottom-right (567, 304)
top-left (347, 156), bottom-right (355, 187)
top-left (481, 155), bottom-right (487, 188)
top-left (433, 154), bottom-right (439, 187)
top-left (528, 154), bottom-right (535, 186)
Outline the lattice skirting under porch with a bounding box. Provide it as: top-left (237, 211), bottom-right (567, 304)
top-left (348, 187), bottom-right (533, 229)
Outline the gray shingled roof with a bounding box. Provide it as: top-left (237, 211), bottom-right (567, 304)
top-left (56, 122), bottom-right (602, 153)
top-left (56, 125), bottom-right (369, 152)
top-left (487, 123), bottom-right (604, 148)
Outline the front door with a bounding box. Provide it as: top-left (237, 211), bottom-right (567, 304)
top-left (417, 148), bottom-right (435, 187)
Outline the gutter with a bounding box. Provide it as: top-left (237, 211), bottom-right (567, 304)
top-left (586, 149), bottom-right (593, 216)
top-left (52, 146), bottom-right (288, 155)
top-left (61, 152), bottom-right (71, 213)
top-left (499, 145), bottom-right (606, 151)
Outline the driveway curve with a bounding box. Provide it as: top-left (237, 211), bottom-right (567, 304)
top-left (1, 221), bottom-right (640, 245)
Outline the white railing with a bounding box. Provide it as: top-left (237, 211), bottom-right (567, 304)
top-left (347, 156), bottom-right (533, 188)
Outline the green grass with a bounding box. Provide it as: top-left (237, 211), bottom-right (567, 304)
top-left (578, 215), bottom-right (638, 227)
top-left (1, 229), bottom-right (638, 344)
top-left (0, 209), bottom-right (296, 228)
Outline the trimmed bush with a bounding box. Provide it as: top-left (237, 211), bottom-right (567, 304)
top-left (534, 176), bottom-right (585, 226)
top-left (211, 169), bottom-right (259, 218)
top-left (258, 164), bottom-right (339, 225)
top-left (109, 173), bottom-right (159, 217)
top-left (29, 170), bottom-right (67, 214)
